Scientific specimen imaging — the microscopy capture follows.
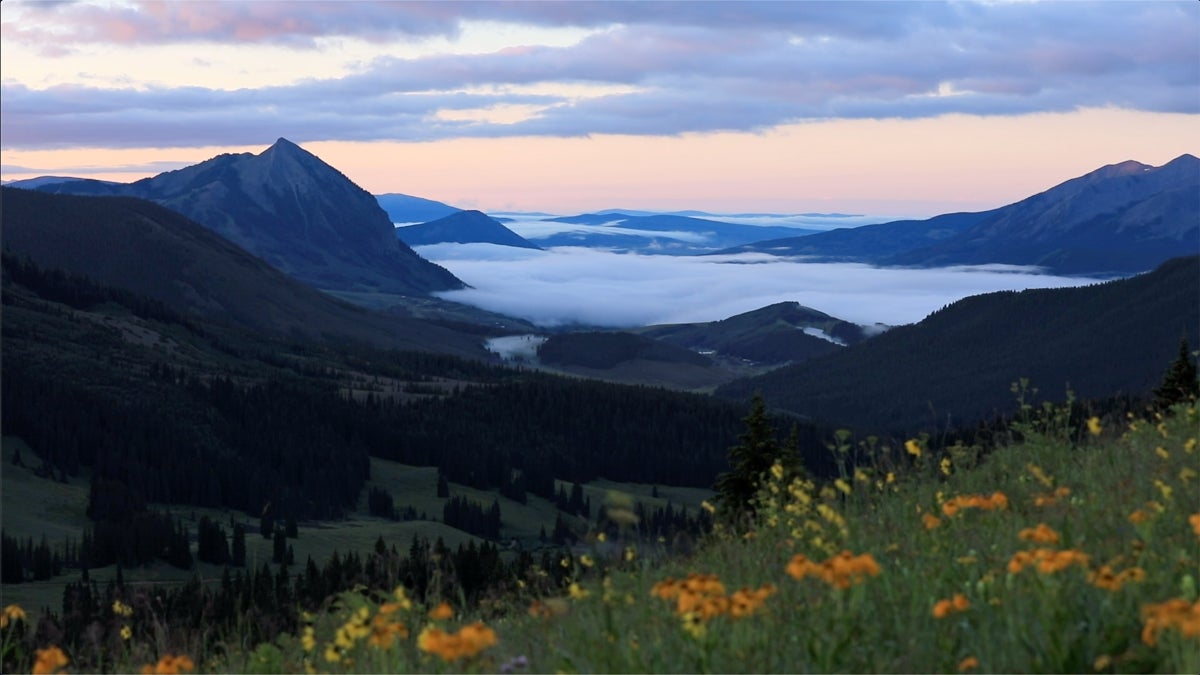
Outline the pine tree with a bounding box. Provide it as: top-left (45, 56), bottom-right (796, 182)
top-left (1154, 337), bottom-right (1199, 409)
top-left (713, 394), bottom-right (786, 523)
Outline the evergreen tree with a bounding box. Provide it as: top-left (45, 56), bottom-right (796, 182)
top-left (1154, 337), bottom-right (1199, 409)
top-left (231, 524), bottom-right (247, 567)
top-left (713, 394), bottom-right (787, 523)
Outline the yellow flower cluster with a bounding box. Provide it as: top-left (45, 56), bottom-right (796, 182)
top-left (1088, 564), bottom-right (1146, 592)
top-left (1017, 523), bottom-right (1060, 545)
top-left (417, 622), bottom-right (498, 662)
top-left (140, 653), bottom-right (195, 674)
top-left (931, 593), bottom-right (971, 619)
top-left (33, 646), bottom-right (69, 675)
top-left (786, 550), bottom-right (882, 590)
top-left (112, 599), bottom-right (134, 617)
top-left (941, 492), bottom-right (1008, 517)
top-left (1007, 548), bottom-right (1090, 575)
top-left (1140, 598), bottom-right (1200, 647)
top-left (1, 603), bottom-right (26, 629)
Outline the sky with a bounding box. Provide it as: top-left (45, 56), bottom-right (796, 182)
top-left (2, 1), bottom-right (1198, 216)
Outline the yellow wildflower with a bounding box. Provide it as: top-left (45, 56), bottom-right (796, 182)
top-left (301, 626), bottom-right (316, 652)
top-left (886, 472), bottom-right (896, 484)
top-left (392, 586), bottom-right (414, 610)
top-left (596, 531), bottom-right (607, 542)
top-left (1185, 438), bottom-right (1197, 454)
top-left (568, 582), bottom-right (590, 600)
top-left (1087, 417), bottom-right (1103, 436)
top-left (112, 600), bottom-right (134, 617)
top-left (681, 611), bottom-right (707, 640)
top-left (579, 554), bottom-right (595, 568)
top-left (835, 478), bottom-right (852, 495)
top-left (34, 646), bottom-right (69, 675)
top-left (905, 439), bottom-right (922, 458)
top-left (121, 625), bottom-right (133, 641)
top-left (625, 546), bottom-right (637, 562)
top-left (770, 462), bottom-right (785, 481)
top-left (1156, 446), bottom-right (1170, 460)
top-left (940, 457), bottom-right (952, 476)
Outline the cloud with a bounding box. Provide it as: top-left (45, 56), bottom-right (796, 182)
top-left (2, 2), bottom-right (1195, 150)
top-left (416, 244), bottom-right (1103, 328)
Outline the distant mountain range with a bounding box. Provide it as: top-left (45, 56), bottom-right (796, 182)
top-left (1, 187), bottom-right (488, 357)
top-left (720, 154), bottom-right (1199, 276)
top-left (716, 256), bottom-right (1200, 432)
top-left (376, 193), bottom-right (462, 224)
top-left (31, 138), bottom-right (464, 297)
top-left (397, 210), bottom-right (541, 250)
top-left (536, 213), bottom-right (820, 254)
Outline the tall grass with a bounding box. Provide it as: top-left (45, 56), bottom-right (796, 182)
top-left (5, 399), bottom-right (1197, 673)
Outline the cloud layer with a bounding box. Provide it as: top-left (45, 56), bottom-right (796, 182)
top-left (417, 244), bottom-right (1102, 328)
top-left (3, 1), bottom-right (1196, 150)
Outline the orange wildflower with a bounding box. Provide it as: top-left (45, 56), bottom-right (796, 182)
top-left (368, 614), bottom-right (408, 650)
top-left (1, 604), bottom-right (26, 630)
top-left (922, 513), bottom-right (942, 530)
top-left (33, 646), bottom-right (69, 675)
top-left (958, 655), bottom-right (980, 671)
top-left (1190, 513), bottom-right (1200, 537)
top-left (428, 601), bottom-right (454, 620)
top-left (932, 594), bottom-right (970, 619)
top-left (786, 551), bottom-right (881, 590)
top-left (1089, 565), bottom-right (1146, 592)
top-left (1008, 548), bottom-right (1089, 575)
top-left (417, 622), bottom-right (498, 662)
top-left (1140, 598), bottom-right (1200, 647)
top-left (140, 653), bottom-right (195, 675)
top-left (1018, 523), bottom-right (1060, 545)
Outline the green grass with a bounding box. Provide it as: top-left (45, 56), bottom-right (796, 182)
top-left (154, 399), bottom-right (1196, 674)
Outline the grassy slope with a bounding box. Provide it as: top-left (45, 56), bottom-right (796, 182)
top-left (189, 399), bottom-right (1197, 674)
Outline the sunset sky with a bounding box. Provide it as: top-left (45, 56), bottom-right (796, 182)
top-left (2, 1), bottom-right (1197, 217)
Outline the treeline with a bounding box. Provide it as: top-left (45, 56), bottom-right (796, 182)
top-left (38, 534), bottom-right (569, 671)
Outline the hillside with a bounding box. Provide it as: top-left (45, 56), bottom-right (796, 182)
top-left (716, 256), bottom-right (1200, 432)
top-left (37, 138), bottom-right (464, 296)
top-left (638, 301), bottom-right (873, 364)
top-left (1, 187), bottom-right (488, 357)
top-left (721, 154), bottom-right (1199, 275)
top-left (396, 210), bottom-right (541, 249)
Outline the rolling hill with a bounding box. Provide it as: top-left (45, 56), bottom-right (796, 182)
top-left (1, 187), bottom-right (489, 357)
top-left (716, 256), bottom-right (1200, 433)
top-left (720, 154), bottom-right (1199, 276)
top-left (396, 210), bottom-right (541, 249)
top-left (36, 138), bottom-right (464, 297)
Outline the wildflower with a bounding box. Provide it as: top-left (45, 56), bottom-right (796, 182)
top-left (681, 611), bottom-right (707, 640)
top-left (1093, 654), bottom-right (1112, 670)
top-left (922, 513), bottom-right (942, 530)
top-left (579, 554), bottom-right (595, 568)
top-left (429, 601), bottom-right (454, 620)
top-left (1185, 438), bottom-right (1197, 454)
top-left (770, 462), bottom-right (785, 481)
top-left (301, 626), bottom-right (316, 652)
top-left (624, 546), bottom-right (636, 562)
top-left (1089, 565), bottom-right (1146, 592)
top-left (121, 624), bottom-right (133, 640)
top-left (1027, 464), bottom-right (1054, 488)
top-left (835, 478), bottom-right (852, 495)
top-left (886, 472), bottom-right (896, 484)
top-left (957, 656), bottom-right (980, 671)
top-left (33, 646), bottom-right (69, 675)
top-left (786, 551), bottom-right (880, 590)
top-left (392, 586), bottom-right (414, 610)
top-left (568, 582), bottom-right (590, 600)
top-left (417, 622), bottom-right (498, 662)
top-left (1129, 509), bottom-right (1151, 525)
top-left (1018, 523), bottom-right (1060, 545)
top-left (1087, 417), bottom-right (1103, 436)
top-left (905, 439), bottom-right (922, 458)
top-left (560, 557), bottom-right (571, 569)
top-left (140, 653), bottom-right (195, 674)
top-left (1156, 446), bottom-right (1170, 460)
top-left (368, 614), bottom-right (408, 650)
top-left (1191, 514), bottom-right (1200, 537)
top-left (701, 500), bottom-right (716, 514)
top-left (932, 594), bottom-right (970, 619)
top-left (113, 599), bottom-right (134, 617)
top-left (1, 604), bottom-right (26, 629)
top-left (1140, 598), bottom-right (1200, 647)
top-left (1008, 548), bottom-right (1090, 575)
top-left (940, 457), bottom-right (952, 476)
top-left (1180, 467), bottom-right (1197, 483)
top-left (324, 643), bottom-right (341, 663)
top-left (596, 532), bottom-right (607, 542)
top-left (854, 468), bottom-right (869, 483)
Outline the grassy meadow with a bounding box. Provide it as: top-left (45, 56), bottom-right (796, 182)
top-left (4, 398), bottom-right (1198, 673)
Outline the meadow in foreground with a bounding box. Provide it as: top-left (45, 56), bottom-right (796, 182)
top-left (4, 396), bottom-right (1197, 673)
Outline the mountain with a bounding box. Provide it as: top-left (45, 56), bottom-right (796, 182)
top-left (4, 176), bottom-right (119, 190)
top-left (37, 138), bottom-right (464, 296)
top-left (716, 256), bottom-right (1200, 433)
top-left (637, 302), bottom-right (876, 365)
top-left (535, 213), bottom-right (819, 254)
top-left (721, 155), bottom-right (1199, 275)
top-left (1, 187), bottom-right (488, 357)
top-left (376, 193), bottom-right (461, 224)
top-left (396, 210), bottom-right (542, 250)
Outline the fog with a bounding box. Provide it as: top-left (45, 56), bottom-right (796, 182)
top-left (417, 243), bottom-right (1104, 329)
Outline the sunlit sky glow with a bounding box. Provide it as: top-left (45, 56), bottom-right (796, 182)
top-left (2, 1), bottom-right (1197, 216)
